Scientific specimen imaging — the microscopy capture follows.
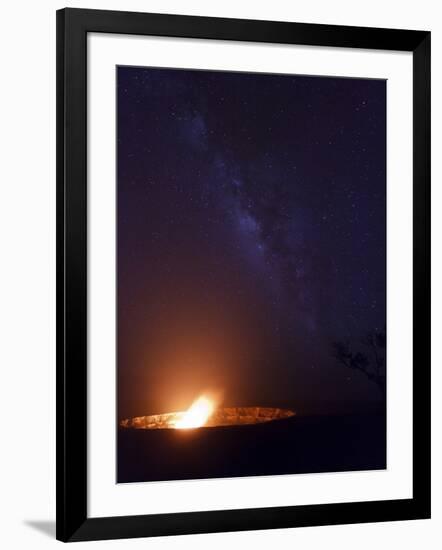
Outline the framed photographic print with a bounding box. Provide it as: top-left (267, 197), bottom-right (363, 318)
top-left (56, 8), bottom-right (431, 542)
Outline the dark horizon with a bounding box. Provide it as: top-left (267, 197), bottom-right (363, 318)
top-left (117, 66), bottom-right (386, 421)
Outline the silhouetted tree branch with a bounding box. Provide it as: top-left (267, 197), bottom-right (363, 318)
top-left (332, 327), bottom-right (386, 398)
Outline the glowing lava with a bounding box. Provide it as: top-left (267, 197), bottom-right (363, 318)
top-left (120, 403), bottom-right (296, 430)
top-left (174, 396), bottom-right (215, 429)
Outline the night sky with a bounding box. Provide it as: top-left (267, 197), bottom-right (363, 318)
top-left (117, 66), bottom-right (386, 420)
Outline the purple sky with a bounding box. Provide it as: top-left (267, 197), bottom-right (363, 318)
top-left (117, 66), bottom-right (386, 419)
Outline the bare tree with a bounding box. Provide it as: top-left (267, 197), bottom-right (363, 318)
top-left (332, 327), bottom-right (386, 398)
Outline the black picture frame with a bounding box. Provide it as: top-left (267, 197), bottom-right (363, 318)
top-left (56, 7), bottom-right (431, 542)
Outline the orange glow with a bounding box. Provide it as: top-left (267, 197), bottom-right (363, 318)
top-left (174, 396), bottom-right (215, 429)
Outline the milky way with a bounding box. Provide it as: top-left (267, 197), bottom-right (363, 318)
top-left (117, 66), bottom-right (386, 418)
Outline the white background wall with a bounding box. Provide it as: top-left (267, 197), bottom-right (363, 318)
top-left (0, 1), bottom-right (440, 548)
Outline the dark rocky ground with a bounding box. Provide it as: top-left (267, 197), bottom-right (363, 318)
top-left (117, 411), bottom-right (386, 483)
